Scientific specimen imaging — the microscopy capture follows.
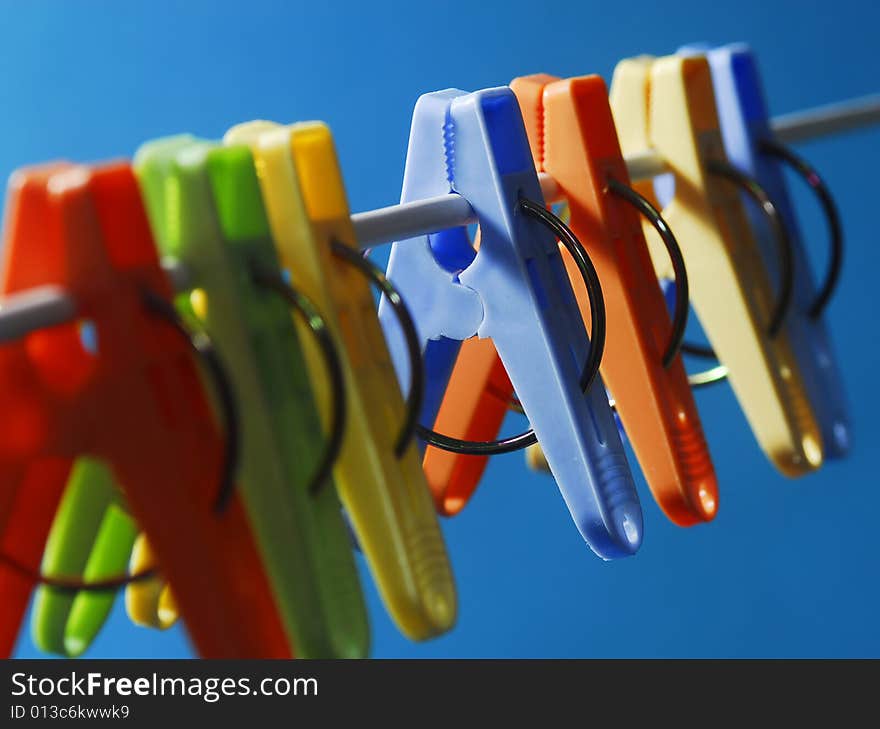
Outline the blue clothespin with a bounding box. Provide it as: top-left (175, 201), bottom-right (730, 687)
top-left (677, 43), bottom-right (850, 458)
top-left (378, 88), bottom-right (642, 559)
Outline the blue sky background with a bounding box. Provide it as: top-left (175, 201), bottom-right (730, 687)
top-left (4, 0), bottom-right (879, 658)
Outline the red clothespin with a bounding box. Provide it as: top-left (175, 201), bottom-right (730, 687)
top-left (0, 161), bottom-right (290, 657)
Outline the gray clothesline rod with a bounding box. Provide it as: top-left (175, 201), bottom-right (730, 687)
top-left (0, 93), bottom-right (877, 340)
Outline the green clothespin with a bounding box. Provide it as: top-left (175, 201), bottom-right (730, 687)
top-left (31, 458), bottom-right (137, 657)
top-left (132, 135), bottom-right (369, 658)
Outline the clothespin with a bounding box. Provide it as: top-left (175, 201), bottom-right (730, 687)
top-left (428, 75), bottom-right (719, 525)
top-left (609, 55), bottom-right (824, 476)
top-left (31, 458), bottom-right (136, 656)
top-left (675, 43), bottom-right (850, 458)
top-left (0, 161), bottom-right (290, 658)
top-left (224, 120), bottom-right (457, 639)
top-left (125, 533), bottom-right (177, 629)
top-left (379, 88), bottom-right (643, 559)
top-left (133, 135), bottom-right (369, 657)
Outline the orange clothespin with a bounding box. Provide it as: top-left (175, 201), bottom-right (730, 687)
top-left (424, 336), bottom-right (512, 515)
top-left (428, 75), bottom-right (719, 525)
top-left (0, 161), bottom-right (290, 657)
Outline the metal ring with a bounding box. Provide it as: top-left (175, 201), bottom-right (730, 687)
top-left (759, 139), bottom-right (843, 318)
top-left (252, 267), bottom-right (347, 496)
top-left (681, 342), bottom-right (717, 359)
top-left (614, 338), bottom-right (728, 388)
top-left (688, 364), bottom-right (729, 388)
top-left (676, 332), bottom-right (731, 387)
top-left (707, 159), bottom-right (794, 337)
top-left (417, 196), bottom-right (606, 456)
top-left (331, 239), bottom-right (423, 456)
top-left (607, 178), bottom-right (688, 368)
top-left (496, 181), bottom-right (687, 414)
top-left (0, 551), bottom-right (158, 594)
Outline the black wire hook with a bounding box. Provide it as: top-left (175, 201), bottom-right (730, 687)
top-left (251, 266), bottom-right (348, 497)
top-left (331, 239), bottom-right (424, 457)
top-left (417, 197), bottom-right (607, 456)
top-left (758, 139), bottom-right (843, 318)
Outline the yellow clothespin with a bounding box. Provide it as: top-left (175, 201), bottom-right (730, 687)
top-left (224, 121), bottom-right (457, 640)
top-left (609, 55), bottom-right (823, 476)
top-left (125, 534), bottom-right (177, 630)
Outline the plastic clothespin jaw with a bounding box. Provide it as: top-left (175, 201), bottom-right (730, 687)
top-left (681, 43), bottom-right (850, 458)
top-left (379, 87), bottom-right (643, 559)
top-left (0, 162), bottom-right (291, 658)
top-left (610, 55), bottom-right (824, 477)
